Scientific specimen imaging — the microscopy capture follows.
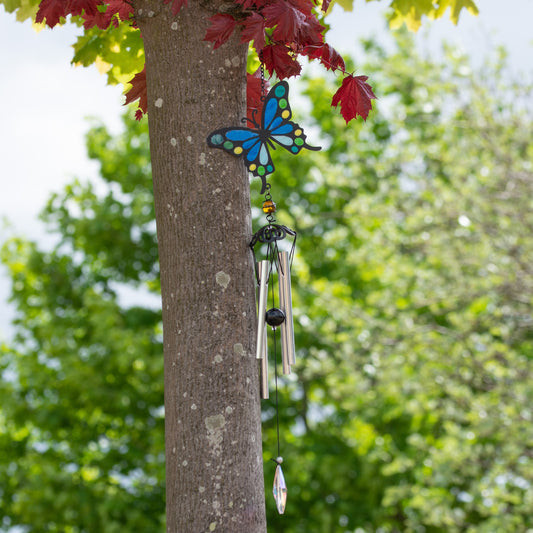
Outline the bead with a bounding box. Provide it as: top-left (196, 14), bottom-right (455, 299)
top-left (262, 200), bottom-right (277, 214)
top-left (266, 308), bottom-right (285, 327)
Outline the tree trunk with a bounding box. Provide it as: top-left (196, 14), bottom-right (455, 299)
top-left (135, 2), bottom-right (267, 531)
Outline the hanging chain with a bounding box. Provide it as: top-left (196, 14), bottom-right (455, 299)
top-left (262, 182), bottom-right (277, 224)
top-left (259, 52), bottom-right (266, 102)
top-left (257, 53), bottom-right (277, 224)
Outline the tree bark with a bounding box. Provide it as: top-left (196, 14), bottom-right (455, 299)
top-left (135, 2), bottom-right (267, 531)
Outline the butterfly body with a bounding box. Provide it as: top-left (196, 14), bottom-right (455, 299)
top-left (207, 81), bottom-right (320, 193)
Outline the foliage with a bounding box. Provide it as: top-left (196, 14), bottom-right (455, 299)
top-left (2, 33), bottom-right (532, 532)
top-left (384, 0), bottom-right (479, 31)
top-left (263, 34), bottom-right (533, 532)
top-left (0, 0), bottom-right (478, 122)
top-left (0, 115), bottom-right (164, 532)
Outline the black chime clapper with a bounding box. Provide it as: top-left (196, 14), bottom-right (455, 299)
top-left (265, 308), bottom-right (286, 327)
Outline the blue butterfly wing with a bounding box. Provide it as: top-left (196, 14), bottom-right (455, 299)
top-left (206, 81), bottom-right (320, 188)
top-left (207, 127), bottom-right (257, 153)
top-left (262, 82), bottom-right (292, 130)
top-left (261, 81), bottom-right (321, 156)
top-left (207, 127), bottom-right (275, 177)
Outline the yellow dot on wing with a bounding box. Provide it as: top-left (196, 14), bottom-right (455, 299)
top-left (234, 146), bottom-right (243, 155)
top-left (281, 110), bottom-right (290, 119)
top-left (249, 164), bottom-right (257, 171)
top-left (294, 129), bottom-right (302, 136)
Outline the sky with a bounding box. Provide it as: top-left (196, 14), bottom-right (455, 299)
top-left (0, 0), bottom-right (532, 339)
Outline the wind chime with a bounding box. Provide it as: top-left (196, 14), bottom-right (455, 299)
top-left (207, 63), bottom-right (320, 515)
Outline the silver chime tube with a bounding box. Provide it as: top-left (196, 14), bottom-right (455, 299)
top-left (278, 251), bottom-right (295, 373)
top-left (256, 260), bottom-right (269, 360)
top-left (257, 261), bottom-right (269, 398)
top-left (260, 323), bottom-right (269, 399)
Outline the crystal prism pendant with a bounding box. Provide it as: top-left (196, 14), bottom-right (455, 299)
top-left (273, 463), bottom-right (287, 514)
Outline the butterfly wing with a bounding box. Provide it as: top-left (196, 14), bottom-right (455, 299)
top-left (207, 127), bottom-right (275, 178)
top-left (262, 81), bottom-right (321, 155)
top-left (206, 81), bottom-right (319, 194)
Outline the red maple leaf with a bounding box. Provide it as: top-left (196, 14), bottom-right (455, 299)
top-left (303, 43), bottom-right (345, 72)
top-left (262, 0), bottom-right (306, 43)
top-left (82, 8), bottom-right (108, 29)
top-left (35, 0), bottom-right (67, 27)
top-left (331, 74), bottom-right (377, 123)
top-left (108, 0), bottom-right (134, 26)
top-left (240, 12), bottom-right (266, 51)
top-left (37, 0), bottom-right (109, 27)
top-left (204, 14), bottom-right (237, 49)
top-left (124, 67), bottom-right (147, 120)
top-left (287, 0), bottom-right (314, 16)
top-left (262, 44), bottom-right (302, 79)
top-left (299, 15), bottom-right (325, 46)
top-left (163, 0), bottom-right (188, 16)
top-left (68, 0), bottom-right (102, 17)
top-left (81, 0), bottom-right (132, 29)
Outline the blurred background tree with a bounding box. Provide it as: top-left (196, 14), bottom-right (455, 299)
top-left (1, 31), bottom-right (532, 532)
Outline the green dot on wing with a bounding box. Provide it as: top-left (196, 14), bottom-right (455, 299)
top-left (275, 85), bottom-right (286, 97)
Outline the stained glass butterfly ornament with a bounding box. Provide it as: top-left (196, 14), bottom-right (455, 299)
top-left (207, 81), bottom-right (321, 193)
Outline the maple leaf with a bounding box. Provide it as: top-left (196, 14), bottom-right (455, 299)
top-left (303, 43), bottom-right (345, 72)
top-left (262, 0), bottom-right (306, 43)
top-left (262, 44), bottom-right (302, 79)
top-left (331, 74), bottom-right (377, 123)
top-left (204, 14), bottom-right (237, 50)
top-left (81, 0), bottom-right (132, 29)
top-left (321, 0), bottom-right (332, 12)
top-left (124, 67), bottom-right (147, 120)
top-left (82, 9), bottom-right (108, 29)
top-left (68, 0), bottom-right (102, 17)
top-left (35, 0), bottom-right (67, 27)
top-left (36, 0), bottom-right (110, 28)
top-left (107, 0), bottom-right (134, 26)
top-left (240, 12), bottom-right (266, 51)
top-left (296, 15), bottom-right (325, 47)
top-left (287, 0), bottom-right (315, 16)
top-left (81, 2), bottom-right (108, 29)
top-left (163, 0), bottom-right (188, 16)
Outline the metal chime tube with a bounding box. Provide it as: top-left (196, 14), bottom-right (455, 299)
top-left (278, 251), bottom-right (295, 374)
top-left (260, 323), bottom-right (269, 399)
top-left (256, 260), bottom-right (269, 360)
top-left (257, 261), bottom-right (269, 399)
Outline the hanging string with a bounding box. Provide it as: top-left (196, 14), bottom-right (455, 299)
top-left (271, 276), bottom-right (282, 460)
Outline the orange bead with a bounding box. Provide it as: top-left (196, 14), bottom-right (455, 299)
top-left (262, 200), bottom-right (277, 214)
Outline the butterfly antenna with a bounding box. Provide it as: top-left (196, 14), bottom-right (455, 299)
top-left (241, 109), bottom-right (260, 129)
top-left (304, 141), bottom-right (322, 151)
